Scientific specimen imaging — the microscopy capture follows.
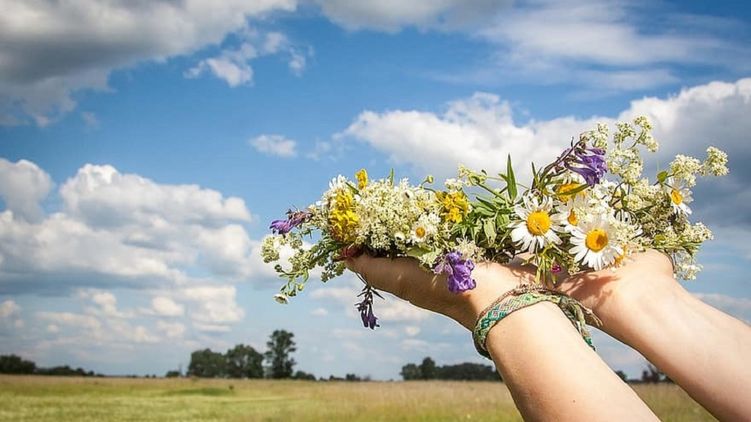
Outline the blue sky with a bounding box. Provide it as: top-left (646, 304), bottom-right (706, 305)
top-left (1, 0), bottom-right (750, 380)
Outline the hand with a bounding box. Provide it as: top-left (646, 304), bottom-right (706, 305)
top-left (346, 255), bottom-right (536, 330)
top-left (553, 249), bottom-right (678, 336)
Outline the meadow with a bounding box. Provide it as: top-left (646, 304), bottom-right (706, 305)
top-left (0, 375), bottom-right (715, 421)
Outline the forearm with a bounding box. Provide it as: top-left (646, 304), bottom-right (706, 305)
top-left (601, 280), bottom-right (751, 421)
top-left (487, 302), bottom-right (658, 422)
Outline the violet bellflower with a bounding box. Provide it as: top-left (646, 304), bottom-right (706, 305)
top-left (355, 285), bottom-right (380, 329)
top-left (269, 209), bottom-right (311, 235)
top-left (564, 146), bottom-right (607, 186)
top-left (434, 251), bottom-right (476, 293)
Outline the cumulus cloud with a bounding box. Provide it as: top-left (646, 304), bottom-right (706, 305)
top-left (185, 30), bottom-right (310, 87)
top-left (0, 160), bottom-right (263, 298)
top-left (0, 299), bottom-right (20, 319)
top-left (249, 134), bottom-right (298, 158)
top-left (182, 285), bottom-right (245, 327)
top-left (0, 158), bottom-right (53, 223)
top-left (0, 0), bottom-right (296, 125)
top-left (342, 78), bottom-right (751, 231)
top-left (151, 296), bottom-right (185, 317)
top-left (341, 92), bottom-right (596, 180)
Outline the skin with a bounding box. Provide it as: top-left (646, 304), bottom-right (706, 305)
top-left (346, 250), bottom-right (751, 421)
top-left (346, 255), bottom-right (658, 421)
top-left (556, 250), bottom-right (751, 421)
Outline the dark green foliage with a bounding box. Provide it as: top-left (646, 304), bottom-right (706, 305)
top-left (0, 354), bottom-right (36, 374)
top-left (264, 329), bottom-right (297, 379)
top-left (187, 349), bottom-right (227, 378)
top-left (225, 344), bottom-right (264, 379)
top-left (401, 357), bottom-right (501, 381)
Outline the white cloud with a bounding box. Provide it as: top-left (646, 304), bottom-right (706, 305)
top-left (341, 92), bottom-right (595, 180)
top-left (0, 0), bottom-right (297, 125)
top-left (182, 285), bottom-right (245, 327)
top-left (250, 134), bottom-right (298, 158)
top-left (0, 299), bottom-right (20, 318)
top-left (342, 78), bottom-right (750, 205)
top-left (0, 161), bottom-right (264, 295)
top-left (311, 307), bottom-right (329, 316)
top-left (316, 0), bottom-right (510, 32)
top-left (151, 296), bottom-right (185, 317)
top-left (185, 30), bottom-right (310, 86)
top-left (156, 320), bottom-right (186, 339)
top-left (404, 326), bottom-right (420, 336)
top-left (37, 311), bottom-right (102, 331)
top-left (0, 158), bottom-right (53, 223)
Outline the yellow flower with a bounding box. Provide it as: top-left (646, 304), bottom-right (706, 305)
top-left (437, 191), bottom-right (469, 223)
top-left (555, 182), bottom-right (584, 202)
top-left (329, 189), bottom-right (359, 243)
top-left (355, 169), bottom-right (368, 190)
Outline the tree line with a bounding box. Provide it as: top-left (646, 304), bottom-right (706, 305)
top-left (181, 329), bottom-right (314, 380)
top-left (400, 357), bottom-right (501, 381)
top-left (0, 354), bottom-right (101, 376)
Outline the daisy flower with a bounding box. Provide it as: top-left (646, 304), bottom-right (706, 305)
top-left (510, 195), bottom-right (562, 253)
top-left (569, 215), bottom-right (623, 271)
top-left (663, 177), bottom-right (692, 215)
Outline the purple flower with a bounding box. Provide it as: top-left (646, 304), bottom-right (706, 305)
top-left (564, 146), bottom-right (607, 186)
top-left (269, 209), bottom-right (311, 235)
top-left (434, 251), bottom-right (476, 293)
top-left (355, 285), bottom-right (380, 329)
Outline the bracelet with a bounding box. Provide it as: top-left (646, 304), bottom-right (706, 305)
top-left (472, 285), bottom-right (602, 359)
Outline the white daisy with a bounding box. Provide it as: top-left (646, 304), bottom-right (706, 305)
top-left (510, 195), bottom-right (562, 253)
top-left (410, 213), bottom-right (440, 245)
top-left (569, 215), bottom-right (623, 271)
top-left (663, 177), bottom-right (692, 215)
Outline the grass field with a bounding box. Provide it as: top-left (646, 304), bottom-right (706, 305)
top-left (0, 375), bottom-right (715, 421)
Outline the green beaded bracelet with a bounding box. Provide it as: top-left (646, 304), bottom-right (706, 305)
top-left (472, 285), bottom-right (602, 359)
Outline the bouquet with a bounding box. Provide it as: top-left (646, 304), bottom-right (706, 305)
top-left (262, 117), bottom-right (728, 328)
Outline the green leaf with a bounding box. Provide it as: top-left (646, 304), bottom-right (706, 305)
top-left (406, 247), bottom-right (429, 259)
top-left (483, 218), bottom-right (496, 245)
top-left (657, 170), bottom-right (668, 183)
top-left (506, 155), bottom-right (517, 201)
top-left (388, 168), bottom-right (395, 185)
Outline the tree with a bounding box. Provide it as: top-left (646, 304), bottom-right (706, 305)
top-left (400, 363), bottom-right (421, 380)
top-left (265, 330), bottom-right (296, 379)
top-left (225, 344), bottom-right (263, 379)
top-left (0, 354), bottom-right (36, 374)
top-left (418, 357), bottom-right (437, 380)
top-left (615, 370), bottom-right (628, 382)
top-left (187, 349), bottom-right (226, 378)
top-left (292, 370), bottom-right (316, 381)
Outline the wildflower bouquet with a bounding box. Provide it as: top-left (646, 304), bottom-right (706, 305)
top-left (262, 117), bottom-right (728, 328)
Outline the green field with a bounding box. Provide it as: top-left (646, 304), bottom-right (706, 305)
top-left (0, 375), bottom-right (715, 421)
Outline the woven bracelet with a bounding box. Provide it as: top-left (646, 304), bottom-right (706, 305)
top-left (472, 285), bottom-right (602, 359)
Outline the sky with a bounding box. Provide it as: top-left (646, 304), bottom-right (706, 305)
top-left (1, 0), bottom-right (750, 380)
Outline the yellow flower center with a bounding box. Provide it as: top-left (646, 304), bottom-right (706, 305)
top-left (585, 228), bottom-right (608, 252)
top-left (414, 226), bottom-right (426, 238)
top-left (670, 189), bottom-right (683, 205)
top-left (556, 183), bottom-right (583, 202)
top-left (567, 209), bottom-right (578, 226)
top-left (526, 211), bottom-right (551, 236)
top-left (355, 169), bottom-right (368, 190)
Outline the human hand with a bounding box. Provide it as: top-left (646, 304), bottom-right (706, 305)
top-left (553, 249), bottom-right (679, 336)
top-left (345, 255), bottom-right (536, 330)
